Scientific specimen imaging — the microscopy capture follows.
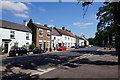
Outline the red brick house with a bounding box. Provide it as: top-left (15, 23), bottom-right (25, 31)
top-left (27, 19), bottom-right (51, 50)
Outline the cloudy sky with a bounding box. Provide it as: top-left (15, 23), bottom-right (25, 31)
top-left (0, 1), bottom-right (104, 38)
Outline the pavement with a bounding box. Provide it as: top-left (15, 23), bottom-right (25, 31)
top-left (1, 46), bottom-right (119, 79)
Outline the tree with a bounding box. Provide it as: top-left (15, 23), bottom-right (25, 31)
top-left (82, 1), bottom-right (120, 54)
top-left (88, 38), bottom-right (94, 45)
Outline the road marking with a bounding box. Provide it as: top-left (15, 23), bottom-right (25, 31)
top-left (40, 54), bottom-right (89, 71)
top-left (31, 53), bottom-right (92, 77)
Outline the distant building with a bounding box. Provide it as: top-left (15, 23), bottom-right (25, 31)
top-left (75, 35), bottom-right (85, 47)
top-left (0, 19), bottom-right (32, 53)
top-left (51, 27), bottom-right (76, 49)
top-left (27, 19), bottom-right (52, 50)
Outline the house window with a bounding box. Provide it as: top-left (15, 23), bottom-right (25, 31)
top-left (68, 43), bottom-right (70, 47)
top-left (54, 37), bottom-right (56, 40)
top-left (39, 42), bottom-right (42, 47)
top-left (65, 42), bottom-right (67, 47)
top-left (39, 29), bottom-right (43, 37)
top-left (68, 37), bottom-right (69, 40)
top-left (47, 42), bottom-right (50, 48)
top-left (26, 33), bottom-right (29, 40)
top-left (47, 30), bottom-right (50, 38)
top-left (26, 42), bottom-right (29, 49)
top-left (65, 37), bottom-right (67, 40)
top-left (10, 31), bottom-right (15, 39)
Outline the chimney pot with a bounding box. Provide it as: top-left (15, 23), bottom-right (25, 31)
top-left (29, 18), bottom-right (33, 23)
top-left (44, 24), bottom-right (47, 27)
top-left (23, 20), bottom-right (27, 26)
top-left (62, 27), bottom-right (65, 30)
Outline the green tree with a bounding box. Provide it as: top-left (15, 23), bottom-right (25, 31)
top-left (82, 2), bottom-right (120, 54)
top-left (88, 38), bottom-right (94, 45)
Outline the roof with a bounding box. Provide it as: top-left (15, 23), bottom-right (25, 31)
top-left (66, 31), bottom-right (75, 38)
top-left (51, 28), bottom-right (61, 36)
top-left (33, 23), bottom-right (51, 30)
top-left (54, 27), bottom-right (70, 36)
top-left (0, 19), bottom-right (32, 32)
top-left (78, 37), bottom-right (85, 40)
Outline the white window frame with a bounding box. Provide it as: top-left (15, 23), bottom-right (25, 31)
top-left (26, 33), bottom-right (29, 40)
top-left (39, 29), bottom-right (43, 37)
top-left (47, 30), bottom-right (50, 38)
top-left (10, 31), bottom-right (15, 39)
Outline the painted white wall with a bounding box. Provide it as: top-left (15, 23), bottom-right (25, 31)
top-left (0, 28), bottom-right (32, 52)
top-left (51, 35), bottom-right (62, 49)
top-left (86, 41), bottom-right (89, 45)
top-left (79, 39), bottom-right (85, 46)
top-left (51, 35), bottom-right (76, 49)
top-left (62, 35), bottom-right (76, 48)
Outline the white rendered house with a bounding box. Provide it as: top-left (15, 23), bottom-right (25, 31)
top-left (0, 19), bottom-right (32, 53)
top-left (75, 35), bottom-right (85, 47)
top-left (51, 27), bottom-right (76, 49)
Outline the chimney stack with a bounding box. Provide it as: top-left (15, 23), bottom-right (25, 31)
top-left (23, 20), bottom-right (27, 26)
top-left (44, 24), bottom-right (47, 27)
top-left (29, 18), bottom-right (33, 23)
top-left (62, 27), bottom-right (65, 30)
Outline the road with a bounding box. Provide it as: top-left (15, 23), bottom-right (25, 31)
top-left (1, 46), bottom-right (118, 79)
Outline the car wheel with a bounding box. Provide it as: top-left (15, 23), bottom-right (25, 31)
top-left (16, 53), bottom-right (18, 56)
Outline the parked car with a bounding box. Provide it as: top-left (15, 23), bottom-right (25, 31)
top-left (33, 47), bottom-right (45, 54)
top-left (88, 45), bottom-right (93, 47)
top-left (75, 45), bottom-right (80, 49)
top-left (57, 46), bottom-right (67, 51)
top-left (9, 47), bottom-right (28, 56)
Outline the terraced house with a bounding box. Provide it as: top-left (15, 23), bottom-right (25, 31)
top-left (27, 19), bottom-right (51, 50)
top-left (51, 27), bottom-right (76, 49)
top-left (0, 19), bottom-right (32, 53)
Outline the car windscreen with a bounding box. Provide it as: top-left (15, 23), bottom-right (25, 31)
top-left (10, 48), bottom-right (15, 51)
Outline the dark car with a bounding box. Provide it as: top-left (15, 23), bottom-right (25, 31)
top-left (9, 47), bottom-right (28, 56)
top-left (57, 46), bottom-right (67, 51)
top-left (33, 47), bottom-right (45, 54)
top-left (75, 45), bottom-right (80, 49)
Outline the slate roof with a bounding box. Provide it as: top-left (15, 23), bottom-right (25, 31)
top-left (54, 27), bottom-right (70, 36)
top-left (33, 23), bottom-right (51, 30)
top-left (0, 19), bottom-right (32, 32)
top-left (78, 36), bottom-right (85, 40)
top-left (51, 28), bottom-right (61, 36)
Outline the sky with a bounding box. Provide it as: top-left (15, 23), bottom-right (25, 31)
top-left (0, 1), bottom-right (104, 39)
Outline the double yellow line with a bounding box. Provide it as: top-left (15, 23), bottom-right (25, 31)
top-left (38, 54), bottom-right (88, 71)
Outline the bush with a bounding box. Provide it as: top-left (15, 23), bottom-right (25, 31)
top-left (29, 43), bottom-right (35, 51)
top-left (0, 45), bottom-right (5, 51)
top-left (22, 45), bottom-right (27, 49)
top-left (0, 45), bottom-right (6, 54)
top-left (11, 44), bottom-right (18, 49)
top-left (86, 45), bottom-right (89, 47)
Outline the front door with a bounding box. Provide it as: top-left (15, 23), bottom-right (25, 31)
top-left (4, 42), bottom-right (8, 53)
top-left (44, 42), bottom-right (46, 50)
top-left (59, 43), bottom-right (61, 47)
